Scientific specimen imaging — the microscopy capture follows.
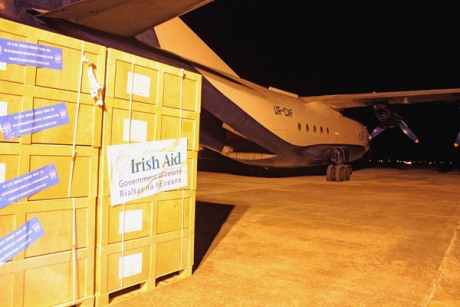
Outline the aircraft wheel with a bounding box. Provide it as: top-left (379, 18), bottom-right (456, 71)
top-left (335, 165), bottom-right (346, 182)
top-left (345, 165), bottom-right (352, 181)
top-left (326, 164), bottom-right (335, 181)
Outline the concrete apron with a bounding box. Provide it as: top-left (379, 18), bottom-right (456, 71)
top-left (112, 167), bottom-right (460, 306)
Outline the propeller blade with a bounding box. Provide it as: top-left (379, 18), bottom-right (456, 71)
top-left (455, 131), bottom-right (460, 147)
top-left (369, 125), bottom-right (387, 139)
top-left (396, 120), bottom-right (419, 143)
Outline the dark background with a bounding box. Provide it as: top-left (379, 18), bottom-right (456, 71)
top-left (182, 1), bottom-right (460, 166)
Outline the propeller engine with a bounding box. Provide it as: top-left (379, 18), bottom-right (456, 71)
top-left (369, 104), bottom-right (419, 143)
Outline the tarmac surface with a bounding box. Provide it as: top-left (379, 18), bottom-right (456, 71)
top-left (112, 166), bottom-right (460, 306)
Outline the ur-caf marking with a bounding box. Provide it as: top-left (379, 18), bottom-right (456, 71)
top-left (273, 105), bottom-right (293, 117)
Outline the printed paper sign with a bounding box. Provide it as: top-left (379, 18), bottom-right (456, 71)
top-left (106, 138), bottom-right (188, 206)
top-left (0, 164), bottom-right (60, 209)
top-left (0, 38), bottom-right (62, 70)
top-left (0, 217), bottom-right (45, 265)
top-left (0, 102), bottom-right (70, 140)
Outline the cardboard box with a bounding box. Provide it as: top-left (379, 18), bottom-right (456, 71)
top-left (0, 197), bottom-right (96, 259)
top-left (161, 63), bottom-right (201, 113)
top-left (154, 190), bottom-right (196, 234)
top-left (155, 230), bottom-right (194, 278)
top-left (0, 248), bottom-right (95, 307)
top-left (160, 107), bottom-right (201, 152)
top-left (0, 89), bottom-right (102, 147)
top-left (0, 89), bottom-right (103, 147)
top-left (96, 190), bottom-right (195, 246)
top-left (0, 143), bottom-right (99, 200)
top-left (104, 49), bottom-right (162, 105)
top-left (95, 236), bottom-right (155, 296)
top-left (99, 97), bottom-right (200, 151)
top-left (96, 196), bottom-right (155, 245)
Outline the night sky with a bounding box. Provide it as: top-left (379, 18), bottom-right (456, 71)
top-left (182, 1), bottom-right (460, 165)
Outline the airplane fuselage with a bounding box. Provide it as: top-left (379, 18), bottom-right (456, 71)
top-left (197, 67), bottom-right (369, 168)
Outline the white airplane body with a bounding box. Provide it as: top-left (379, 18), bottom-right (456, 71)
top-left (1, 0), bottom-right (459, 181)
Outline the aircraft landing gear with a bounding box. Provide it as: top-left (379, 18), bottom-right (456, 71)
top-left (326, 164), bottom-right (352, 182)
top-left (326, 147), bottom-right (352, 182)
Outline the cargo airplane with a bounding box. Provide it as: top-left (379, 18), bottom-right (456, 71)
top-left (1, 0), bottom-right (460, 181)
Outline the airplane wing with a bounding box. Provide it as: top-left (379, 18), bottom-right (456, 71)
top-left (37, 0), bottom-right (213, 36)
top-left (300, 88), bottom-right (460, 145)
top-left (300, 88), bottom-right (460, 109)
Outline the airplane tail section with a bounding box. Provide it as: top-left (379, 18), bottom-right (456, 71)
top-left (154, 17), bottom-right (239, 78)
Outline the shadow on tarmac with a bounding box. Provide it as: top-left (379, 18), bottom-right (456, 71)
top-left (193, 201), bottom-right (234, 272)
top-left (197, 148), bottom-right (369, 178)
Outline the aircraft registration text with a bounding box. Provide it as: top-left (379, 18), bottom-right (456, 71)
top-left (273, 105), bottom-right (293, 117)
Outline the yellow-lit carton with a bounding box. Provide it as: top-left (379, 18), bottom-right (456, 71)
top-left (96, 190), bottom-right (195, 246)
top-left (0, 197), bottom-right (96, 259)
top-left (0, 247), bottom-right (95, 307)
top-left (0, 143), bottom-right (99, 200)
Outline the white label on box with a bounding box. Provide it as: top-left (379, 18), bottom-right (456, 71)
top-left (119, 252), bottom-right (143, 279)
top-left (0, 163), bottom-right (5, 183)
top-left (0, 62), bottom-right (6, 71)
top-left (127, 72), bottom-right (151, 98)
top-left (119, 209), bottom-right (143, 234)
top-left (0, 102), bottom-right (7, 115)
top-left (0, 101), bottom-right (7, 133)
top-left (123, 119), bottom-right (147, 142)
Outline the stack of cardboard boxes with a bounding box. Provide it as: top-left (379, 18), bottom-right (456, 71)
top-left (0, 18), bottom-right (201, 307)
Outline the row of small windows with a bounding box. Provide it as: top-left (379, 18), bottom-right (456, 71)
top-left (297, 123), bottom-right (330, 134)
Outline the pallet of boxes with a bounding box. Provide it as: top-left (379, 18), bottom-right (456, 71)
top-left (0, 18), bottom-right (201, 307)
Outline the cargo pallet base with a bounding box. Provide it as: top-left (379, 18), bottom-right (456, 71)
top-left (59, 297), bottom-right (95, 307)
top-left (95, 266), bottom-right (193, 306)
